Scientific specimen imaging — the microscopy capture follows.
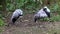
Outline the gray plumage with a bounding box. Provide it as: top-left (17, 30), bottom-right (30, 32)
top-left (34, 6), bottom-right (50, 22)
top-left (11, 9), bottom-right (23, 24)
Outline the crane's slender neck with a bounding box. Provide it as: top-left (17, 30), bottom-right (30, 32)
top-left (43, 8), bottom-right (50, 18)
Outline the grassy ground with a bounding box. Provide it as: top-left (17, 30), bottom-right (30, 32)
top-left (0, 14), bottom-right (60, 34)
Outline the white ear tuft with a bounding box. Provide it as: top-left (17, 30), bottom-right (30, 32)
top-left (44, 6), bottom-right (50, 12)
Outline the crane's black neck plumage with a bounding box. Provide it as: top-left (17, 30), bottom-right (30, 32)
top-left (43, 8), bottom-right (50, 18)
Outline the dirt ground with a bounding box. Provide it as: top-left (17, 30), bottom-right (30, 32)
top-left (0, 14), bottom-right (60, 34)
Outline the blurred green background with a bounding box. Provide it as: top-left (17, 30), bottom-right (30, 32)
top-left (0, 0), bottom-right (60, 26)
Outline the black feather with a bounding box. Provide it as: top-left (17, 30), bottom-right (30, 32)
top-left (43, 8), bottom-right (50, 18)
top-left (12, 16), bottom-right (20, 24)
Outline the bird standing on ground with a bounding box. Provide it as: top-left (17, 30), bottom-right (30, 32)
top-left (11, 9), bottom-right (23, 24)
top-left (7, 9), bottom-right (23, 26)
top-left (34, 6), bottom-right (50, 22)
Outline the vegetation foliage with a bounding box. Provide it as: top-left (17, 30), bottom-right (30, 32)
top-left (0, 0), bottom-right (60, 34)
top-left (0, 0), bottom-right (60, 26)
